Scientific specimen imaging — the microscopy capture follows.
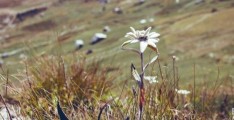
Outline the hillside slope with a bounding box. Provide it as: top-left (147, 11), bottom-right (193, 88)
top-left (0, 0), bottom-right (233, 86)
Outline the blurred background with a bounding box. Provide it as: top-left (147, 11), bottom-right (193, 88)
top-left (0, 0), bottom-right (233, 86)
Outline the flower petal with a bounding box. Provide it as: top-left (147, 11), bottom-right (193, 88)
top-left (125, 32), bottom-right (133, 37)
top-left (139, 30), bottom-right (145, 36)
top-left (148, 41), bottom-right (158, 52)
top-left (149, 32), bottom-right (160, 38)
top-left (130, 27), bottom-right (136, 34)
top-left (144, 27), bottom-right (152, 36)
top-left (126, 32), bottom-right (137, 38)
top-left (148, 41), bottom-right (157, 52)
top-left (148, 41), bottom-right (156, 48)
top-left (121, 40), bottom-right (133, 47)
top-left (140, 41), bottom-right (148, 53)
top-left (130, 39), bottom-right (139, 43)
top-left (125, 35), bottom-right (135, 40)
top-left (149, 38), bottom-right (159, 43)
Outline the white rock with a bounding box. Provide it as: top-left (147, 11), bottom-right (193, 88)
top-left (0, 107), bottom-right (22, 120)
top-left (113, 7), bottom-right (123, 14)
top-left (75, 40), bottom-right (84, 46)
top-left (175, 0), bottom-right (180, 4)
top-left (149, 18), bottom-right (154, 22)
top-left (140, 19), bottom-right (147, 24)
top-left (0, 107), bottom-right (11, 119)
top-left (90, 33), bottom-right (107, 44)
top-left (1, 52), bottom-right (9, 59)
top-left (96, 33), bottom-right (107, 39)
top-left (208, 52), bottom-right (215, 58)
top-left (19, 54), bottom-right (27, 60)
top-left (75, 39), bottom-right (84, 50)
top-left (103, 26), bottom-right (111, 33)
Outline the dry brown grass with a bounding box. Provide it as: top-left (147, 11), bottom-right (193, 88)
top-left (0, 55), bottom-right (233, 119)
top-left (8, 55), bottom-right (114, 119)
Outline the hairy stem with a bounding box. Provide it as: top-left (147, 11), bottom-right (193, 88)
top-left (140, 53), bottom-right (144, 84)
top-left (139, 53), bottom-right (145, 120)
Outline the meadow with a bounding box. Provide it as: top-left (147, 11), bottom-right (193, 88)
top-left (0, 0), bottom-right (233, 119)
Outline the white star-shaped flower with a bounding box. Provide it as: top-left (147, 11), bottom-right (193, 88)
top-left (175, 89), bottom-right (191, 95)
top-left (122, 27), bottom-right (160, 53)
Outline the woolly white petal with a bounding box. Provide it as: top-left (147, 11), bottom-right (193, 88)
top-left (144, 27), bottom-right (152, 36)
top-left (140, 41), bottom-right (148, 53)
top-left (121, 40), bottom-right (133, 47)
top-left (139, 31), bottom-right (145, 36)
top-left (149, 32), bottom-right (160, 38)
top-left (149, 38), bottom-right (159, 43)
top-left (130, 27), bottom-right (136, 34)
top-left (148, 41), bottom-right (157, 48)
top-left (126, 32), bottom-right (137, 38)
top-left (125, 35), bottom-right (135, 40)
top-left (130, 39), bottom-right (139, 43)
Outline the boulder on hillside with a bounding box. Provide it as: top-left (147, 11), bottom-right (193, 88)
top-left (139, 19), bottom-right (147, 24)
top-left (1, 52), bottom-right (9, 59)
top-left (113, 7), bottom-right (123, 14)
top-left (75, 39), bottom-right (84, 50)
top-left (90, 33), bottom-right (107, 45)
top-left (103, 26), bottom-right (111, 33)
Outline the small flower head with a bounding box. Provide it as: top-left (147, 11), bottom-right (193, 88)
top-left (123, 27), bottom-right (160, 53)
top-left (172, 55), bottom-right (179, 61)
top-left (144, 76), bottom-right (158, 84)
top-left (175, 89), bottom-right (191, 95)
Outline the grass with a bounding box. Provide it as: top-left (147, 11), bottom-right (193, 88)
top-left (1, 53), bottom-right (233, 119)
top-left (3, 55), bottom-right (116, 119)
top-left (1, 0), bottom-right (232, 83)
top-left (0, 0), bottom-right (233, 119)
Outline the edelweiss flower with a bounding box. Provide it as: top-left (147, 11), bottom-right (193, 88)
top-left (122, 27), bottom-right (160, 53)
top-left (144, 76), bottom-right (158, 84)
top-left (175, 89), bottom-right (190, 95)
